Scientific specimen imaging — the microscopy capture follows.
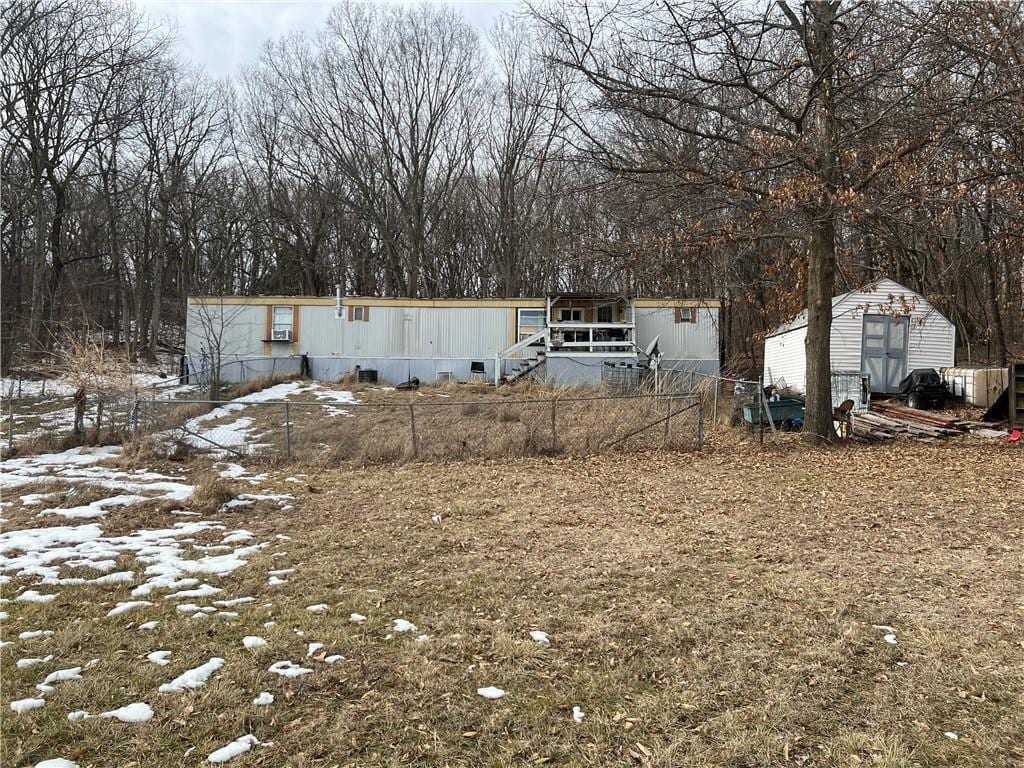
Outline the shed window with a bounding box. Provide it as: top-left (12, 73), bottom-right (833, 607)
top-left (596, 305), bottom-right (614, 323)
top-left (272, 306), bottom-right (294, 333)
top-left (675, 307), bottom-right (697, 323)
top-left (517, 308), bottom-right (546, 341)
top-left (558, 308), bottom-right (583, 322)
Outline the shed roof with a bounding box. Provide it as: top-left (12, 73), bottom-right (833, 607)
top-left (765, 278), bottom-right (937, 338)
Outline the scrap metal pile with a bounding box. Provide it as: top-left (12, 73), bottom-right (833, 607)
top-left (851, 401), bottom-right (971, 441)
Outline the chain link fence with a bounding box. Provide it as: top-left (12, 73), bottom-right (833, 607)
top-left (133, 391), bottom-right (706, 463)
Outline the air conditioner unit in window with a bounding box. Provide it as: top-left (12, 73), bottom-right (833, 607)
top-left (271, 329), bottom-right (292, 342)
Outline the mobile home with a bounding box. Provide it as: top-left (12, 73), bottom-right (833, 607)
top-left (763, 278), bottom-right (955, 395)
top-left (185, 292), bottom-right (722, 388)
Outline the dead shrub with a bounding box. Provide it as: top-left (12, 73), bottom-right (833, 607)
top-left (190, 471), bottom-right (239, 513)
top-left (497, 405), bottom-right (522, 423)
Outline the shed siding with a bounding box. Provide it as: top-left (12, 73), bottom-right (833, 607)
top-left (634, 306), bottom-right (719, 361)
top-left (763, 325), bottom-right (808, 392)
top-left (763, 278), bottom-right (955, 395)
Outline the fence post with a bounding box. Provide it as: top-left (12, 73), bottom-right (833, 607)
top-left (7, 395), bottom-right (13, 453)
top-left (712, 378), bottom-right (719, 423)
top-left (130, 398), bottom-right (140, 439)
top-left (698, 399), bottom-right (705, 450)
top-left (758, 376), bottom-right (764, 447)
top-left (550, 397), bottom-right (558, 452)
top-left (284, 402), bottom-right (292, 460)
top-left (408, 402), bottom-right (418, 458)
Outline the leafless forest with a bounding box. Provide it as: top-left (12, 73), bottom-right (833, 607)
top-left (3, 0), bottom-right (1023, 390)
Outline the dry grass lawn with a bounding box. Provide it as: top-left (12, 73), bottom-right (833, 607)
top-left (3, 438), bottom-right (1022, 767)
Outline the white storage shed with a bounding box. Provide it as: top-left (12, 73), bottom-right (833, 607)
top-left (763, 278), bottom-right (955, 395)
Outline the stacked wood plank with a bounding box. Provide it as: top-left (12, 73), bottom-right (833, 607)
top-left (850, 401), bottom-right (969, 442)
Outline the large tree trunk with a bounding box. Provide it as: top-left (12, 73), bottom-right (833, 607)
top-left (804, 213), bottom-right (837, 440)
top-left (802, 1), bottom-right (840, 443)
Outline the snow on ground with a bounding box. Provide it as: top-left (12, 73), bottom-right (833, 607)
top-left (207, 734), bottom-right (268, 763)
top-left (158, 658), bottom-right (225, 693)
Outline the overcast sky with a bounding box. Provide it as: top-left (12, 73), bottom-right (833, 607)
top-left (137, 0), bottom-right (522, 80)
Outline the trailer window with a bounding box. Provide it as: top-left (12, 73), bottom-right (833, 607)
top-left (518, 308), bottom-right (546, 341)
top-left (272, 306), bottom-right (294, 333)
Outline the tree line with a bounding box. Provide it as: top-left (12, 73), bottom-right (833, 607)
top-left (2, 0), bottom-right (1023, 435)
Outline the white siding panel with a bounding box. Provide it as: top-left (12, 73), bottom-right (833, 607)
top-left (634, 307), bottom-right (719, 361)
top-left (298, 306), bottom-right (340, 356)
top-left (830, 278), bottom-right (954, 372)
top-left (763, 326), bottom-right (807, 393)
top-left (341, 306), bottom-right (513, 358)
top-left (763, 278), bottom-right (956, 395)
top-left (186, 302), bottom-right (266, 358)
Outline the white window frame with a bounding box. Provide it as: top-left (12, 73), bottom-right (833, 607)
top-left (272, 305), bottom-right (295, 333)
top-left (517, 308), bottom-right (546, 341)
top-left (353, 306), bottom-right (366, 322)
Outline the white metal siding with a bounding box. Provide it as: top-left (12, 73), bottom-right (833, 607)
top-left (763, 278), bottom-right (955, 395)
top-left (298, 306), bottom-right (340, 356)
top-left (634, 307), bottom-right (719, 361)
top-left (831, 278), bottom-right (954, 372)
top-left (186, 302), bottom-right (266, 358)
top-left (340, 306), bottom-right (513, 359)
top-left (763, 325), bottom-right (807, 392)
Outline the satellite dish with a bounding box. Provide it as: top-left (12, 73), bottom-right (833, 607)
top-left (644, 335), bottom-right (661, 360)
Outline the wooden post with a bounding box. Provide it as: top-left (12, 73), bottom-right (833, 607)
top-left (284, 402), bottom-right (292, 460)
top-left (698, 400), bottom-right (705, 450)
top-left (712, 377), bottom-right (719, 422)
top-left (550, 397), bottom-right (558, 452)
top-left (663, 397), bottom-right (671, 448)
top-left (409, 402), bottom-right (418, 458)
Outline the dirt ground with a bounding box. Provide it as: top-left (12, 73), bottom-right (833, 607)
top-left (3, 437), bottom-right (1022, 767)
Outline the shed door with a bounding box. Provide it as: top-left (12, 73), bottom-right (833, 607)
top-left (861, 314), bottom-right (908, 393)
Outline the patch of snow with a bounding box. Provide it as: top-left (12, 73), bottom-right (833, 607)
top-left (477, 686), bottom-right (506, 700)
top-left (147, 651), bottom-right (172, 666)
top-left (34, 760), bottom-right (79, 768)
top-left (253, 692), bottom-right (273, 706)
top-left (883, 634), bottom-right (898, 645)
top-left (16, 589), bottom-right (57, 603)
top-left (306, 604), bottom-right (329, 614)
top-left (391, 618), bottom-right (416, 633)
top-left (324, 655), bottom-right (344, 664)
top-left (138, 621), bottom-right (160, 631)
top-left (267, 576), bottom-right (286, 586)
top-left (19, 630), bottom-right (55, 639)
top-left (530, 630), bottom-right (550, 646)
top-left (17, 655), bottom-right (53, 668)
top-left (207, 734), bottom-right (266, 764)
top-left (415, 635), bottom-right (430, 644)
top-left (164, 583), bottom-right (222, 600)
top-left (68, 710), bottom-right (91, 721)
top-left (306, 642), bottom-right (324, 657)
top-left (267, 568), bottom-right (294, 576)
top-left (108, 601), bottom-right (153, 617)
top-left (572, 706), bottom-right (585, 723)
top-left (42, 666), bottom-right (82, 684)
top-left (267, 660), bottom-right (312, 678)
top-left (99, 702), bottom-right (153, 723)
top-left (243, 636), bottom-right (268, 650)
top-left (213, 596), bottom-right (255, 607)
top-left (158, 657), bottom-right (224, 693)
top-left (11, 697), bottom-right (47, 712)
top-left (944, 731), bottom-right (958, 740)
top-left (221, 530), bottom-right (255, 544)
top-left (350, 613), bottom-right (366, 624)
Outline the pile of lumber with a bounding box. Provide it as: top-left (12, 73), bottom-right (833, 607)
top-left (851, 401), bottom-right (969, 442)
